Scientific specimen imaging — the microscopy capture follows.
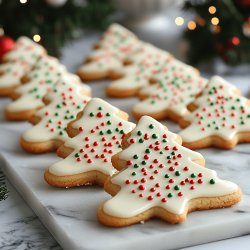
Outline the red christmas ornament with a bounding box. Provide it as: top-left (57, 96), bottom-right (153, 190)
top-left (0, 36), bottom-right (15, 60)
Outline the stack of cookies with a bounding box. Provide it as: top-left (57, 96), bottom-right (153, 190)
top-left (1, 24), bottom-right (247, 227)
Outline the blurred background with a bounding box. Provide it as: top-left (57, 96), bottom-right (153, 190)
top-left (0, 0), bottom-right (250, 75)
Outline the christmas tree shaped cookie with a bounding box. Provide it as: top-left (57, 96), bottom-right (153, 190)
top-left (98, 116), bottom-right (241, 227)
top-left (133, 60), bottom-right (207, 122)
top-left (179, 76), bottom-right (250, 149)
top-left (106, 43), bottom-right (172, 97)
top-left (5, 56), bottom-right (70, 121)
top-left (0, 37), bottom-right (46, 96)
top-left (44, 98), bottom-right (135, 188)
top-left (77, 23), bottom-right (141, 81)
top-left (20, 74), bottom-right (91, 153)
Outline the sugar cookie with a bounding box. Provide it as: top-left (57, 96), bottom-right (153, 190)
top-left (77, 23), bottom-right (141, 81)
top-left (98, 116), bottom-right (241, 227)
top-left (5, 56), bottom-right (69, 121)
top-left (132, 59), bottom-right (207, 122)
top-left (20, 74), bottom-right (91, 153)
top-left (106, 43), bottom-right (172, 97)
top-left (44, 98), bottom-right (135, 187)
top-left (0, 37), bottom-right (46, 96)
top-left (179, 76), bottom-right (249, 149)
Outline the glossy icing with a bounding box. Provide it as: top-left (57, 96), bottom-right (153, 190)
top-left (49, 98), bottom-right (135, 176)
top-left (78, 23), bottom-right (141, 75)
top-left (78, 55), bottom-right (123, 75)
top-left (88, 23), bottom-right (140, 60)
top-left (179, 76), bottom-right (250, 141)
top-left (3, 36), bottom-right (45, 63)
top-left (22, 74), bottom-right (91, 142)
top-left (108, 43), bottom-right (171, 90)
top-left (0, 61), bottom-right (29, 88)
top-left (103, 116), bottom-right (239, 217)
top-left (133, 59), bottom-right (207, 118)
top-left (6, 56), bottom-right (67, 112)
top-left (0, 36), bottom-right (45, 88)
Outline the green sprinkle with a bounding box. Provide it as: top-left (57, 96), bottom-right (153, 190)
top-left (139, 138), bottom-right (144, 143)
top-left (134, 164), bottom-right (139, 168)
top-left (164, 174), bottom-right (170, 178)
top-left (137, 131), bottom-right (142, 136)
top-left (174, 185), bottom-right (180, 191)
top-left (175, 171), bottom-right (181, 176)
top-left (89, 112), bottom-right (94, 117)
top-left (168, 193), bottom-right (173, 198)
top-left (145, 149), bottom-right (150, 153)
top-left (191, 173), bottom-right (196, 178)
top-left (133, 155), bottom-right (138, 159)
top-left (152, 134), bottom-right (158, 139)
top-left (132, 172), bottom-right (136, 176)
top-left (149, 124), bottom-right (154, 129)
top-left (209, 179), bottom-right (215, 184)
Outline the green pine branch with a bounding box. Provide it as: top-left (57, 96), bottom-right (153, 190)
top-left (183, 0), bottom-right (250, 65)
top-left (0, 0), bottom-right (115, 56)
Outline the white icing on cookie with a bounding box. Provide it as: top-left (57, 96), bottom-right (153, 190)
top-left (78, 55), bottom-right (123, 76)
top-left (103, 116), bottom-right (239, 217)
top-left (108, 43), bottom-right (171, 91)
top-left (6, 56), bottom-right (67, 112)
top-left (78, 23), bottom-right (141, 75)
top-left (48, 98), bottom-right (135, 177)
top-left (22, 74), bottom-right (91, 142)
top-left (89, 23), bottom-right (140, 60)
top-left (0, 61), bottom-right (29, 88)
top-left (133, 60), bottom-right (207, 118)
top-left (3, 36), bottom-right (45, 63)
top-left (179, 76), bottom-right (250, 142)
top-left (0, 37), bottom-right (45, 89)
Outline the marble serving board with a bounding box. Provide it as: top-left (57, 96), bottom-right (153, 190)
top-left (1, 34), bottom-right (250, 250)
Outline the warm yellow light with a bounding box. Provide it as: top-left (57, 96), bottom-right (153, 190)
top-left (20, 0), bottom-right (27, 4)
top-left (33, 34), bottom-right (41, 42)
top-left (208, 6), bottom-right (216, 14)
top-left (187, 21), bottom-right (196, 30)
top-left (175, 17), bottom-right (184, 26)
top-left (211, 17), bottom-right (219, 25)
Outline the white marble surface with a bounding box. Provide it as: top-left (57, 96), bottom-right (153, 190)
top-left (1, 17), bottom-right (250, 250)
top-left (0, 72), bottom-right (250, 249)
